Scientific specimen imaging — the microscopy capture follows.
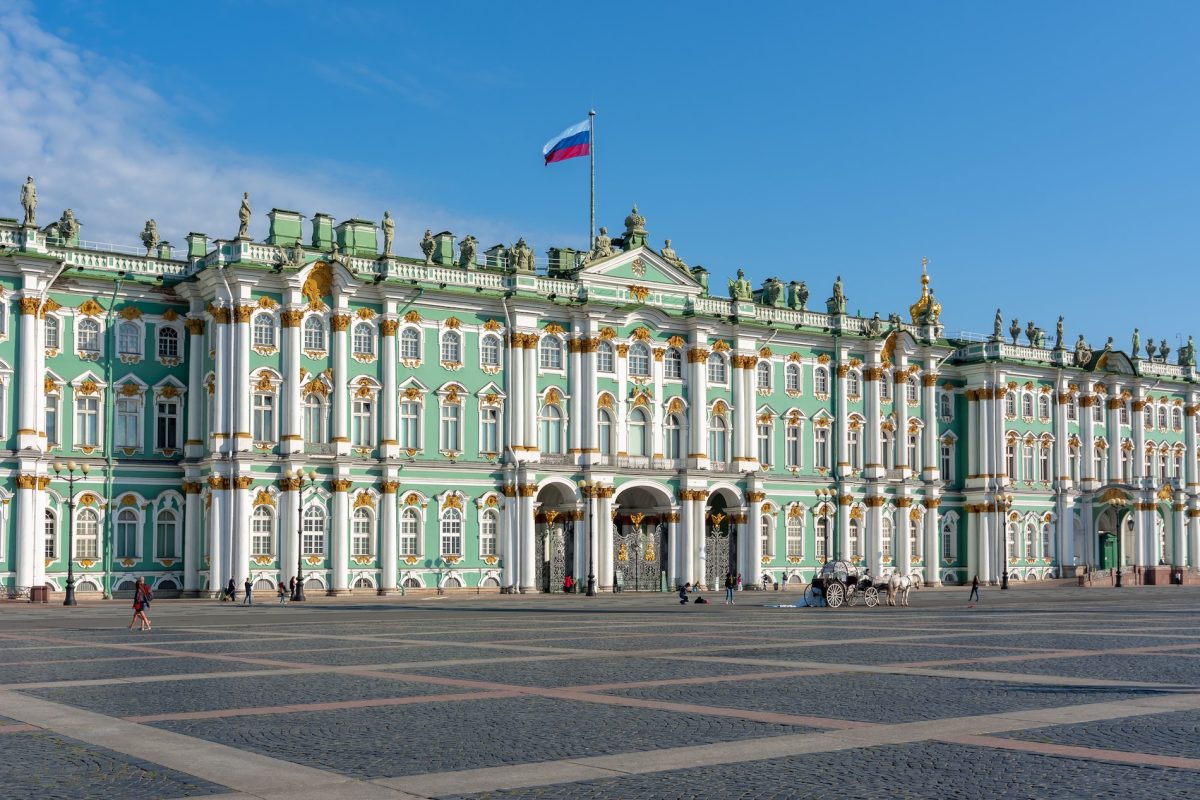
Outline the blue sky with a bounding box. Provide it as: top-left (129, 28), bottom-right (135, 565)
top-left (4, 1), bottom-right (1198, 349)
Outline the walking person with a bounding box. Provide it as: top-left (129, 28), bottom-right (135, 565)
top-left (129, 576), bottom-right (152, 631)
top-left (225, 578), bottom-right (237, 604)
top-left (736, 573), bottom-right (743, 592)
top-left (277, 580), bottom-right (288, 604)
top-left (289, 575), bottom-right (297, 599)
top-left (242, 577), bottom-right (253, 606)
top-left (724, 573), bottom-right (735, 604)
top-left (968, 574), bottom-right (980, 606)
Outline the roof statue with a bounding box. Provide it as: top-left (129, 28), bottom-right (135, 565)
top-left (1132, 328), bottom-right (1140, 359)
top-left (660, 238), bottom-right (687, 270)
top-left (458, 235), bottom-right (477, 269)
top-left (237, 192), bottom-right (251, 240)
top-left (511, 237), bottom-right (535, 273)
top-left (992, 309), bottom-right (1003, 341)
top-left (728, 269), bottom-right (752, 301)
top-left (1009, 318), bottom-right (1021, 345)
top-left (865, 311), bottom-right (884, 337)
top-left (141, 219), bottom-right (159, 256)
top-left (420, 229), bottom-right (435, 265)
top-left (789, 280), bottom-right (808, 311)
top-left (1055, 316), bottom-right (1065, 350)
top-left (1146, 339), bottom-right (1157, 361)
top-left (382, 211), bottom-right (395, 257)
top-left (1182, 336), bottom-right (1196, 367)
top-left (1074, 335), bottom-right (1093, 367)
top-left (762, 276), bottom-right (784, 307)
top-left (623, 204), bottom-right (648, 249)
top-left (585, 226), bottom-right (614, 264)
top-left (1160, 339), bottom-right (1170, 363)
top-left (1025, 321), bottom-right (1037, 346)
top-left (827, 275), bottom-right (846, 315)
top-left (908, 260), bottom-right (940, 325)
top-left (20, 176), bottom-right (36, 227)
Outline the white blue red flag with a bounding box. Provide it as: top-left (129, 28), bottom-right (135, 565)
top-left (542, 119), bottom-right (591, 165)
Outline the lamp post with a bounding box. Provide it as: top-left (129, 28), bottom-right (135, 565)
top-left (577, 479), bottom-right (597, 596)
top-left (815, 488), bottom-right (833, 563)
top-left (290, 468), bottom-right (319, 602)
top-left (52, 461), bottom-right (89, 607)
top-left (996, 492), bottom-right (1013, 589)
top-left (1111, 495), bottom-right (1129, 588)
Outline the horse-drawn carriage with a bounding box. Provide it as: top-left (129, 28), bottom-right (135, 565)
top-left (806, 560), bottom-right (882, 608)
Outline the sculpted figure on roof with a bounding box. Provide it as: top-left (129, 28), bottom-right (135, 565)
top-left (20, 176), bottom-right (36, 227)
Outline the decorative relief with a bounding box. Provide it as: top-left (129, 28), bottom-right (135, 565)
top-left (78, 299), bottom-right (104, 317)
top-left (628, 285), bottom-right (650, 303)
top-left (330, 314), bottom-right (351, 332)
top-left (444, 317), bottom-right (462, 330)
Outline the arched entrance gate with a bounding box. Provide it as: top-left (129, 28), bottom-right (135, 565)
top-left (611, 485), bottom-right (671, 591)
top-left (704, 488), bottom-right (741, 590)
top-left (535, 482), bottom-right (579, 594)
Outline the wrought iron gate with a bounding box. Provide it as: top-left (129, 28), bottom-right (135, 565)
top-left (705, 528), bottom-right (736, 589)
top-left (536, 525), bottom-right (568, 593)
top-left (613, 524), bottom-right (666, 591)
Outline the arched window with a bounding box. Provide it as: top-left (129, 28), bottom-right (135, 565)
top-left (303, 317), bottom-right (325, 351)
top-left (1005, 391), bottom-right (1018, 418)
top-left (1041, 522), bottom-right (1053, 558)
top-left (77, 318), bottom-right (101, 353)
top-left (1006, 522), bottom-right (1017, 561)
top-left (814, 366), bottom-right (829, 395)
top-left (628, 407), bottom-right (649, 457)
top-left (251, 507), bottom-right (274, 557)
top-left (539, 404), bottom-right (563, 454)
top-left (156, 509), bottom-right (178, 558)
top-left (116, 508), bottom-right (139, 558)
top-left (880, 372), bottom-right (892, 401)
top-left (756, 361), bottom-right (772, 391)
top-left (352, 508), bottom-right (374, 556)
top-left (709, 414), bottom-right (728, 463)
top-left (940, 437), bottom-right (955, 480)
top-left (785, 363), bottom-right (801, 393)
top-left (480, 334), bottom-right (500, 367)
top-left (664, 347), bottom-right (683, 379)
top-left (815, 515), bottom-right (829, 561)
top-left (352, 323), bottom-right (374, 356)
top-left (44, 509), bottom-right (57, 560)
top-left (399, 508), bottom-right (420, 556)
top-left (1143, 405), bottom-right (1154, 430)
top-left (597, 341), bottom-right (615, 373)
top-left (400, 327), bottom-right (421, 360)
top-left (1172, 407), bottom-right (1183, 430)
top-left (440, 331), bottom-right (462, 363)
top-left (480, 509), bottom-right (498, 557)
top-left (1158, 406), bottom-right (1168, 430)
top-left (1005, 439), bottom-right (1017, 478)
top-left (906, 376), bottom-right (920, 404)
top-left (707, 353), bottom-right (727, 384)
top-left (157, 327), bottom-right (179, 359)
top-left (941, 514), bottom-right (958, 561)
top-left (848, 517), bottom-right (862, 558)
top-left (440, 509), bottom-right (463, 556)
top-left (1037, 394), bottom-right (1050, 420)
top-left (597, 408), bottom-right (613, 455)
top-left (846, 369), bottom-right (860, 398)
top-left (628, 342), bottom-right (651, 377)
top-left (117, 322), bottom-right (140, 356)
top-left (760, 515), bottom-right (773, 558)
top-left (1024, 522), bottom-right (1037, 559)
top-left (940, 391), bottom-right (953, 420)
top-left (302, 506), bottom-right (325, 556)
top-left (539, 336), bottom-right (563, 370)
top-left (252, 314), bottom-right (275, 348)
top-left (45, 316), bottom-right (60, 350)
top-left (664, 414), bottom-right (681, 460)
top-left (881, 516), bottom-right (894, 561)
top-left (910, 514), bottom-right (921, 559)
top-left (75, 507), bottom-right (99, 559)
top-left (786, 514), bottom-right (804, 558)
top-left (304, 393), bottom-right (328, 444)
top-left (1021, 392), bottom-right (1034, 418)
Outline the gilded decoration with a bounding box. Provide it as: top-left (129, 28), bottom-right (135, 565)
top-left (668, 335), bottom-right (686, 348)
top-left (712, 340), bottom-right (730, 353)
top-left (40, 297), bottom-right (62, 318)
top-left (207, 475), bottom-right (229, 491)
top-left (380, 319), bottom-right (399, 336)
top-left (545, 388), bottom-right (561, 405)
top-left (628, 285), bottom-right (650, 303)
top-left (279, 309), bottom-right (304, 328)
top-left (330, 314), bottom-right (351, 332)
top-left (257, 296), bottom-right (279, 310)
top-left (301, 261), bottom-right (332, 308)
top-left (19, 297), bottom-right (40, 315)
top-left (687, 347), bottom-right (710, 363)
top-left (330, 479), bottom-right (353, 492)
top-left (253, 489), bottom-right (275, 507)
top-left (182, 481), bottom-right (202, 494)
top-left (404, 492), bottom-right (421, 506)
top-left (119, 383), bottom-right (141, 397)
top-left (616, 344), bottom-right (630, 357)
top-left (597, 393), bottom-right (614, 409)
top-left (403, 310), bottom-right (422, 323)
top-left (667, 397), bottom-right (684, 414)
top-left (78, 379), bottom-right (98, 396)
top-left (443, 494), bottom-right (463, 510)
top-left (381, 481), bottom-right (400, 494)
top-left (43, 377), bottom-right (57, 395)
top-left (353, 492), bottom-right (375, 509)
top-left (599, 327), bottom-right (617, 339)
top-left (632, 327), bottom-right (651, 341)
top-left (544, 322), bottom-right (565, 335)
top-left (445, 317), bottom-right (462, 330)
top-left (234, 476), bottom-right (253, 490)
top-left (254, 373), bottom-right (275, 392)
top-left (484, 319), bottom-right (502, 331)
top-left (78, 298), bottom-right (104, 317)
top-left (355, 307), bottom-right (375, 320)
top-left (185, 318), bottom-right (205, 335)
top-left (208, 304), bottom-right (231, 324)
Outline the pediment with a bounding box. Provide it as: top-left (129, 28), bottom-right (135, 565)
top-left (577, 247), bottom-right (701, 293)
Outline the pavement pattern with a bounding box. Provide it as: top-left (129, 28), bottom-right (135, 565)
top-left (0, 585), bottom-right (1198, 799)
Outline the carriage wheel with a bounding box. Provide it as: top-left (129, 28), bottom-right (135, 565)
top-left (825, 582), bottom-right (845, 608)
top-left (865, 587), bottom-right (880, 607)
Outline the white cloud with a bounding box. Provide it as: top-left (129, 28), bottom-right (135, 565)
top-left (0, 5), bottom-right (510, 258)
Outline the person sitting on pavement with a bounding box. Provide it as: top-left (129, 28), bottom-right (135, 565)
top-left (679, 583), bottom-right (690, 604)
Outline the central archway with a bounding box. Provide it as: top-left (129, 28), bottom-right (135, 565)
top-left (704, 486), bottom-right (743, 590)
top-left (611, 482), bottom-right (673, 591)
top-left (535, 479), bottom-right (578, 593)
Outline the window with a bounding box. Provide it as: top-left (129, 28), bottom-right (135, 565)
top-left (881, 517), bottom-right (894, 561)
top-left (400, 508), bottom-right (420, 556)
top-left (786, 514), bottom-right (804, 558)
top-left (756, 361), bottom-right (772, 391)
top-left (882, 429), bottom-right (895, 470)
top-left (598, 409), bottom-right (613, 456)
top-left (156, 398), bottom-right (180, 450)
top-left (1068, 443), bottom-right (1080, 482)
top-left (906, 376), bottom-right (919, 405)
top-left (628, 408), bottom-right (648, 457)
top-left (75, 508), bottom-right (99, 559)
top-left (1095, 444), bottom-right (1107, 483)
top-left (115, 508), bottom-right (138, 559)
top-left (1005, 440), bottom-right (1017, 479)
top-left (846, 370), bottom-right (860, 398)
top-left (540, 337), bottom-right (563, 370)
top-left (1143, 406), bottom-right (1153, 430)
top-left (664, 347), bottom-right (682, 379)
top-left (117, 322), bottom-right (140, 356)
top-left (1005, 522), bottom-right (1017, 562)
top-left (352, 508), bottom-right (373, 557)
top-left (1039, 445), bottom-right (1051, 482)
top-left (440, 331), bottom-right (462, 363)
top-left (909, 515), bottom-right (921, 559)
top-left (880, 373), bottom-right (892, 402)
top-left (157, 327), bottom-right (179, 360)
top-left (440, 401), bottom-right (462, 451)
top-left (253, 314), bottom-right (275, 348)
top-left (707, 353), bottom-right (727, 384)
top-left (1024, 523), bottom-right (1037, 559)
top-left (352, 323), bottom-right (374, 357)
top-left (44, 509), bottom-right (57, 560)
top-left (480, 334), bottom-right (500, 367)
top-left (847, 428), bottom-right (861, 469)
top-left (1041, 523), bottom-right (1053, 559)
top-left (1121, 443), bottom-right (1132, 482)
top-left (115, 397), bottom-right (140, 448)
top-left (786, 424), bottom-right (802, 468)
top-left (304, 394), bottom-right (328, 444)
top-left (760, 515), bottom-right (773, 558)
top-left (480, 510), bottom-right (498, 557)
top-left (302, 506), bottom-right (325, 556)
top-left (941, 515), bottom-right (957, 561)
top-left (1092, 400), bottom-right (1103, 423)
top-left (814, 366), bottom-right (829, 395)
top-left (540, 405), bottom-right (564, 454)
top-left (709, 414), bottom-right (728, 463)
top-left (907, 431), bottom-right (920, 470)
top-left (46, 394), bottom-right (60, 446)
top-left (628, 343), bottom-right (650, 377)
top-left (75, 395), bottom-right (99, 447)
top-left (1038, 394), bottom-right (1050, 420)
top-left (45, 316), bottom-right (60, 349)
top-left (757, 421), bottom-right (772, 465)
top-left (597, 341), bottom-right (615, 373)
top-left (1174, 448), bottom-right (1184, 479)
top-left (1021, 392), bottom-right (1034, 418)
top-left (480, 406), bottom-right (499, 454)
top-left (400, 328), bottom-right (421, 360)
top-left (1120, 403), bottom-right (1130, 425)
top-left (1066, 396), bottom-right (1078, 422)
top-left (848, 518), bottom-right (861, 559)
top-left (440, 509), bottom-right (463, 556)
top-left (151, 508), bottom-right (177, 559)
top-left (815, 426), bottom-right (830, 470)
top-left (815, 515), bottom-right (829, 561)
top-left (785, 363), bottom-right (801, 393)
top-left (1157, 406), bottom-right (1168, 430)
top-left (1005, 391), bottom-right (1017, 418)
top-left (939, 392), bottom-right (953, 420)
top-left (352, 398), bottom-right (375, 447)
top-left (1022, 442), bottom-right (1035, 481)
top-left (77, 318), bottom-right (101, 353)
top-left (252, 392), bottom-right (276, 442)
top-left (251, 507), bottom-right (274, 557)
top-left (303, 317), bottom-right (325, 351)
top-left (664, 414), bottom-right (681, 460)
top-left (399, 400), bottom-right (420, 450)
top-left (940, 439), bottom-right (954, 480)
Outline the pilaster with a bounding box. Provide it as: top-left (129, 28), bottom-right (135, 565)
top-left (329, 477), bottom-right (351, 594)
top-left (184, 317), bottom-right (206, 458)
top-left (380, 317), bottom-right (399, 458)
top-left (380, 479), bottom-right (400, 593)
top-left (282, 307), bottom-right (304, 454)
top-left (331, 306), bottom-right (351, 456)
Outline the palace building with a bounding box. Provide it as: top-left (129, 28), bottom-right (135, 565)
top-left (1, 193), bottom-right (1197, 597)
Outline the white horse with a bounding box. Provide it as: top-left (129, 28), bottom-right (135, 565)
top-left (886, 572), bottom-right (923, 606)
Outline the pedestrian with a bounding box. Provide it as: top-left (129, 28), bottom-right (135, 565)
top-left (736, 573), bottom-right (743, 592)
top-left (563, 574), bottom-right (574, 593)
top-left (679, 582), bottom-right (690, 604)
top-left (277, 581), bottom-right (288, 604)
top-left (129, 576), bottom-right (152, 631)
top-left (242, 577), bottom-right (253, 606)
top-left (289, 575), bottom-right (297, 599)
top-left (225, 578), bottom-right (237, 604)
top-left (968, 574), bottom-right (980, 605)
top-left (724, 572), bottom-right (735, 604)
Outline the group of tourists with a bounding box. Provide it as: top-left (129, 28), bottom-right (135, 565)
top-left (218, 576), bottom-right (298, 604)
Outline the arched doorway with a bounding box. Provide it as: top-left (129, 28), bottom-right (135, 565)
top-left (611, 484), bottom-right (672, 592)
top-left (535, 482), bottom-right (577, 593)
top-left (704, 488), bottom-right (741, 590)
top-left (1095, 506), bottom-right (1135, 570)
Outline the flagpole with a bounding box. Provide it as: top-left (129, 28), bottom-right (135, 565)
top-left (589, 109), bottom-right (596, 250)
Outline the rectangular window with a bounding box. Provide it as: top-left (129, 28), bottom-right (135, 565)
top-left (786, 520), bottom-right (803, 558)
top-left (440, 403), bottom-right (461, 452)
top-left (1022, 445), bottom-right (1035, 480)
top-left (399, 401), bottom-right (420, 450)
top-left (814, 427), bottom-right (829, 470)
top-left (400, 513), bottom-right (420, 556)
top-left (757, 423), bottom-right (771, 466)
top-left (75, 396), bottom-right (99, 447)
top-left (1039, 448), bottom-right (1051, 482)
top-left (44, 512), bottom-right (57, 560)
top-left (480, 406), bottom-right (499, 454)
top-left (156, 400), bottom-right (179, 450)
top-left (352, 399), bottom-right (375, 447)
top-left (252, 393), bottom-right (276, 442)
top-left (785, 426), bottom-right (801, 468)
top-left (940, 442), bottom-right (953, 480)
top-left (480, 513), bottom-right (497, 557)
top-left (46, 394), bottom-right (60, 446)
top-left (114, 398), bottom-right (139, 448)
top-left (156, 513), bottom-right (178, 558)
top-left (848, 429), bottom-right (861, 469)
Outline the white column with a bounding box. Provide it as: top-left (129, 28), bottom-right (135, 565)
top-left (864, 360), bottom-right (883, 478)
top-left (1053, 380), bottom-right (1070, 488)
top-left (14, 476), bottom-right (37, 590)
top-left (380, 320), bottom-right (399, 459)
top-left (678, 493), bottom-right (693, 587)
top-left (331, 479), bottom-right (350, 594)
top-left (569, 329), bottom-right (583, 460)
top-left (735, 509), bottom-right (750, 584)
top-left (836, 495), bottom-right (851, 562)
top-left (967, 390), bottom-right (979, 479)
top-left (582, 332), bottom-right (599, 465)
top-left (893, 358), bottom-right (909, 478)
top-left (1186, 398), bottom-right (1198, 492)
top-left (212, 308), bottom-right (231, 454)
top-left (1188, 502), bottom-right (1200, 572)
top-left (17, 298), bottom-right (42, 450)
top-left (688, 343), bottom-right (709, 468)
top-left (666, 507), bottom-right (679, 589)
top-left (835, 361), bottom-right (850, 478)
top-left (896, 498), bottom-right (913, 571)
top-left (586, 491), bottom-right (599, 588)
top-left (233, 476), bottom-right (252, 587)
top-left (380, 481), bottom-right (399, 593)
top-left (979, 386), bottom-right (994, 484)
top-left (332, 310), bottom-right (350, 456)
top-left (615, 345), bottom-right (629, 457)
top-left (1080, 392), bottom-right (1097, 487)
top-left (280, 479), bottom-right (299, 588)
top-left (867, 498), bottom-right (884, 576)
top-left (923, 498), bottom-right (941, 585)
top-left (184, 319), bottom-right (206, 457)
top-left (283, 309), bottom-right (304, 455)
top-left (694, 495), bottom-right (707, 588)
top-left (509, 334), bottom-right (525, 455)
top-left (183, 481), bottom-right (201, 594)
top-left (1172, 492), bottom-right (1186, 567)
top-left (921, 368), bottom-right (939, 482)
top-left (523, 339), bottom-right (538, 456)
top-left (731, 355), bottom-right (747, 467)
top-left (977, 508), bottom-right (993, 584)
top-left (651, 347), bottom-right (665, 461)
top-left (207, 477), bottom-right (228, 596)
top-left (743, 357), bottom-right (757, 466)
top-left (572, 507), bottom-right (585, 586)
top-left (1106, 393), bottom-right (1122, 481)
top-left (747, 492), bottom-right (764, 588)
top-left (234, 304), bottom-right (252, 452)
top-left (598, 488), bottom-right (614, 589)
top-left (502, 483), bottom-right (518, 588)
top-left (1132, 391), bottom-right (1147, 481)
top-left (519, 481), bottom-right (536, 591)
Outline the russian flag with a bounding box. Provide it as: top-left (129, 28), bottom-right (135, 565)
top-left (543, 119), bottom-right (590, 165)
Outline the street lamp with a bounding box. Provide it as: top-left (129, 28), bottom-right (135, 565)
top-left (290, 468), bottom-right (319, 602)
top-left (577, 479), bottom-right (598, 596)
top-left (815, 488), bottom-right (834, 563)
top-left (52, 461), bottom-right (90, 606)
top-left (1110, 494), bottom-right (1129, 588)
top-left (996, 492), bottom-right (1013, 590)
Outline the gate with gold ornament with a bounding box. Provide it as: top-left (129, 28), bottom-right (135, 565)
top-left (535, 511), bottom-right (571, 593)
top-left (612, 514), bottom-right (666, 591)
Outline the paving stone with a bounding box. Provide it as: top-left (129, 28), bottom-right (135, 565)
top-left (276, 643), bottom-right (510, 666)
top-left (0, 657), bottom-right (263, 685)
top-left (998, 709), bottom-right (1200, 760)
top-left (391, 655), bottom-right (784, 688)
top-left (929, 655), bottom-right (1200, 686)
